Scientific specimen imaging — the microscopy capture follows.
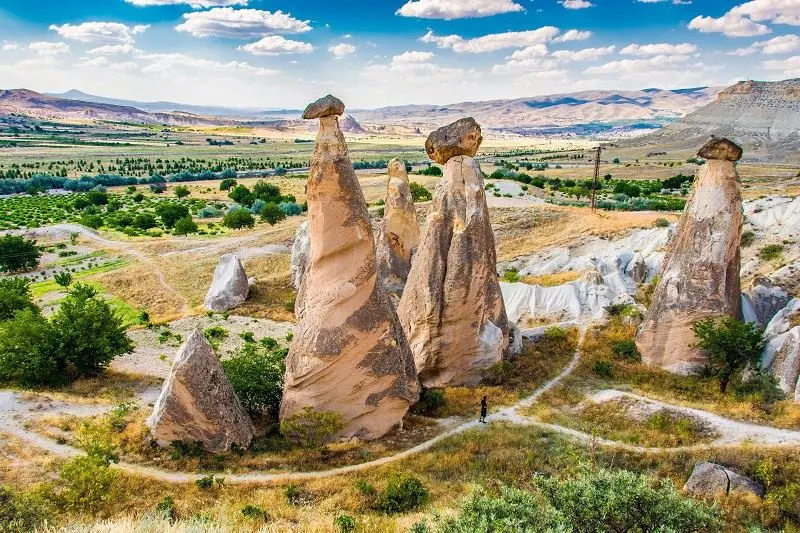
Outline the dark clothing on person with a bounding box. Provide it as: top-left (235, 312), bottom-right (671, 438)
top-left (480, 397), bottom-right (488, 423)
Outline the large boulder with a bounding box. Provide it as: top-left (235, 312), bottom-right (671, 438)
top-left (424, 117), bottom-right (482, 165)
top-left (376, 158), bottom-right (420, 294)
top-left (683, 462), bottom-right (764, 498)
top-left (204, 254), bottom-right (249, 312)
top-left (762, 298), bottom-right (800, 399)
top-left (398, 136), bottom-right (512, 387)
top-left (147, 328), bottom-right (254, 452)
top-left (280, 96), bottom-right (419, 440)
top-left (636, 139), bottom-right (744, 374)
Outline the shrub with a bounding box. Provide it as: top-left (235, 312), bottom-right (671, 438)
top-left (155, 203), bottom-right (190, 228)
top-left (413, 388), bottom-right (447, 415)
top-left (733, 371), bottom-right (785, 406)
top-left (0, 485), bottom-right (52, 532)
top-left (219, 178), bottom-right (237, 191)
top-left (58, 454), bottom-right (117, 512)
top-left (611, 339), bottom-right (641, 362)
top-left (241, 504), bottom-right (268, 520)
top-left (502, 268), bottom-right (520, 283)
top-left (156, 495), bottom-right (176, 521)
top-left (759, 244), bottom-right (784, 261)
top-left (593, 360), bottom-right (613, 378)
top-left (0, 278), bottom-right (37, 320)
top-left (54, 271), bottom-right (73, 288)
top-left (375, 475), bottom-right (428, 514)
top-left (692, 317), bottom-right (765, 393)
top-left (544, 326), bottom-right (568, 341)
top-left (334, 514), bottom-right (357, 533)
top-left (418, 165), bottom-right (442, 177)
top-left (173, 185), bottom-right (190, 198)
top-left (0, 235), bottom-right (41, 272)
top-left (133, 212), bottom-right (158, 230)
top-left (279, 201), bottom-right (303, 216)
top-left (0, 309), bottom-right (59, 386)
top-left (249, 198), bottom-right (266, 215)
top-left (484, 360), bottom-right (513, 385)
top-left (741, 230), bottom-right (755, 247)
top-left (229, 185), bottom-right (255, 207)
top-left (410, 182), bottom-right (433, 202)
top-left (169, 440), bottom-right (205, 460)
top-left (85, 190), bottom-right (108, 205)
top-left (195, 475), bottom-right (222, 490)
top-left (221, 342), bottom-right (287, 417)
top-left (198, 206), bottom-right (223, 218)
top-left (223, 207), bottom-right (255, 230)
top-left (653, 217), bottom-right (670, 228)
top-left (261, 202), bottom-right (287, 226)
top-left (173, 216), bottom-right (198, 235)
top-left (280, 407), bottom-right (343, 448)
top-left (80, 213), bottom-right (103, 229)
top-left (149, 182), bottom-right (167, 193)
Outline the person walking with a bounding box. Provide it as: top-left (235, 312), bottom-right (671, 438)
top-left (479, 396), bottom-right (488, 423)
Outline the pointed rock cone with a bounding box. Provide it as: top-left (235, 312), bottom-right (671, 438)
top-left (398, 121), bottom-right (510, 387)
top-left (204, 253), bottom-right (249, 312)
top-left (376, 158), bottom-right (420, 294)
top-left (636, 138), bottom-right (744, 374)
top-left (147, 328), bottom-right (254, 452)
top-left (280, 95), bottom-right (419, 440)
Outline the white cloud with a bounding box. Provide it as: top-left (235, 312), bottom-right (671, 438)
top-left (78, 56), bottom-right (139, 72)
top-left (729, 0), bottom-right (800, 26)
top-left (559, 0), bottom-right (594, 9)
top-left (584, 54), bottom-right (692, 75)
top-left (729, 46), bottom-right (758, 56)
top-left (328, 43), bottom-right (357, 59)
top-left (238, 36), bottom-right (313, 55)
top-left (554, 29), bottom-right (592, 42)
top-left (551, 45), bottom-right (616, 62)
top-left (125, 0), bottom-right (246, 6)
top-left (28, 41), bottom-right (71, 56)
top-left (636, 0), bottom-right (693, 4)
top-left (732, 34), bottom-right (800, 55)
top-left (620, 42), bottom-right (698, 55)
top-left (762, 54), bottom-right (800, 75)
top-left (176, 8), bottom-right (311, 38)
top-left (688, 13), bottom-right (771, 37)
top-left (508, 45), bottom-right (549, 60)
top-left (137, 52), bottom-right (279, 75)
top-left (87, 44), bottom-right (139, 55)
top-left (362, 51), bottom-right (465, 84)
top-left (49, 22), bottom-right (149, 44)
top-left (396, 0), bottom-right (523, 19)
top-left (420, 27), bottom-right (564, 53)
top-left (393, 50), bottom-right (436, 63)
top-left (2, 42), bottom-right (19, 51)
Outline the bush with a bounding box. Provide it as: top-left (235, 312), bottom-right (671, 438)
top-left (375, 475), bottom-right (428, 514)
top-left (173, 185), bottom-right (190, 198)
top-left (410, 182), bottom-right (433, 202)
top-left (653, 218), bottom-right (670, 228)
top-left (0, 278), bottom-right (37, 320)
top-left (252, 181), bottom-right (282, 203)
top-left (198, 206), bottom-right (224, 218)
top-left (173, 216), bottom-right (198, 235)
top-left (593, 360), bottom-right (613, 378)
top-left (413, 388), bottom-right (447, 415)
top-left (334, 514), bottom-right (357, 533)
top-left (155, 495), bottom-right (176, 521)
top-left (219, 178), bottom-right (237, 191)
top-left (0, 235), bottom-right (41, 273)
top-left (155, 203), bottom-right (190, 228)
top-left (223, 207), bottom-right (255, 229)
top-left (221, 342), bottom-right (287, 418)
top-left (279, 201), bottom-right (303, 216)
top-left (85, 190), bottom-right (108, 206)
top-left (692, 317), bottom-right (765, 393)
top-left (280, 407), bottom-right (343, 448)
top-left (54, 271), bottom-right (73, 288)
top-left (149, 182), bottom-right (167, 194)
top-left (229, 185), bottom-right (255, 207)
top-left (483, 360), bottom-right (513, 385)
top-left (0, 309), bottom-right (59, 386)
top-left (261, 202), bottom-right (287, 226)
top-left (741, 230), bottom-right (756, 247)
top-left (80, 213), bottom-right (103, 229)
top-left (134, 212), bottom-right (158, 230)
top-left (241, 504), bottom-right (268, 520)
top-left (611, 339), bottom-right (641, 362)
top-left (502, 268), bottom-right (520, 283)
top-left (58, 454), bottom-right (117, 512)
top-left (0, 485), bottom-right (52, 532)
top-left (759, 244), bottom-right (784, 261)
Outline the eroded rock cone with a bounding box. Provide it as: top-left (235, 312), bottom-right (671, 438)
top-left (762, 299), bottom-right (800, 400)
top-left (280, 96), bottom-right (419, 440)
top-left (376, 158), bottom-right (420, 294)
top-left (636, 138), bottom-right (744, 374)
top-left (147, 328), bottom-right (254, 452)
top-left (398, 147), bottom-right (511, 388)
top-left (204, 253), bottom-right (249, 312)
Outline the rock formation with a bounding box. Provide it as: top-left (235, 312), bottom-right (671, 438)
top-left (741, 277), bottom-right (789, 326)
top-left (280, 95), bottom-right (419, 440)
top-left (147, 328), bottom-right (254, 452)
top-left (290, 221), bottom-right (310, 291)
top-left (636, 138), bottom-right (744, 374)
top-left (683, 462), bottom-right (764, 498)
top-left (376, 158), bottom-right (420, 294)
top-left (397, 118), bottom-right (512, 388)
top-left (204, 254), bottom-right (249, 312)
top-left (762, 299), bottom-right (800, 400)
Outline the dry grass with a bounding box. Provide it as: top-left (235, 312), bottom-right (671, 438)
top-left (94, 263), bottom-right (186, 323)
top-left (521, 271), bottom-right (582, 287)
top-left (237, 254), bottom-right (297, 322)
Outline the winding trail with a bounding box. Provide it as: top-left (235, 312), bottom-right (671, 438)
top-left (5, 327), bottom-right (800, 485)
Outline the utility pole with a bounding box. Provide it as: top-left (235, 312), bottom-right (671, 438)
top-left (590, 145), bottom-right (603, 212)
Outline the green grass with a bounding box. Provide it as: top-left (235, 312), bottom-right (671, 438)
top-left (29, 257), bottom-right (130, 297)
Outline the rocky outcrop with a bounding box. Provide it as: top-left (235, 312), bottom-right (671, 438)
top-left (147, 328), bottom-right (254, 452)
top-left (398, 119), bottom-right (511, 388)
top-left (424, 117), bottom-right (482, 164)
top-left (741, 277), bottom-right (789, 326)
top-left (376, 158), bottom-right (420, 294)
top-left (683, 462), bottom-right (764, 498)
top-left (762, 299), bottom-right (800, 400)
top-left (339, 113), bottom-right (367, 134)
top-left (290, 221), bottom-right (310, 291)
top-left (280, 95), bottom-right (419, 440)
top-left (636, 139), bottom-right (744, 374)
top-left (204, 254), bottom-right (249, 312)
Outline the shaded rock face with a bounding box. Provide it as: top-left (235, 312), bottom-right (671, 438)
top-left (281, 105), bottom-right (419, 440)
top-left (290, 221), bottom-right (310, 291)
top-left (376, 158), bottom-right (420, 294)
top-left (204, 254), bottom-right (249, 312)
top-left (637, 139), bottom-right (744, 375)
top-left (684, 462), bottom-right (764, 498)
top-left (425, 118), bottom-right (482, 165)
top-left (397, 155), bottom-right (511, 388)
top-left (147, 329), bottom-right (254, 452)
top-left (742, 277), bottom-right (789, 326)
top-left (762, 299), bottom-right (800, 400)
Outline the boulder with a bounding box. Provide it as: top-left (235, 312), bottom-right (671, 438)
top-left (636, 139), bottom-right (744, 374)
top-left (762, 298), bottom-right (800, 399)
top-left (281, 98), bottom-right (419, 440)
top-left (290, 221), bottom-right (310, 291)
top-left (397, 154), bottom-right (512, 387)
top-left (376, 158), bottom-right (420, 294)
top-left (302, 94), bottom-right (345, 119)
top-left (204, 254), bottom-right (250, 312)
top-left (697, 137), bottom-right (743, 162)
top-left (424, 118), bottom-right (482, 165)
top-left (683, 462), bottom-right (764, 498)
top-left (147, 329), bottom-right (254, 452)
top-left (625, 252), bottom-right (648, 284)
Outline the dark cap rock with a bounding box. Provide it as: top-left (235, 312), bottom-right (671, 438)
top-left (697, 137), bottom-right (743, 162)
top-left (302, 94), bottom-right (345, 119)
top-left (425, 117), bottom-right (482, 165)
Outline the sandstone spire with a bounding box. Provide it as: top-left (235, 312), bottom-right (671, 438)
top-left (397, 118), bottom-right (512, 388)
top-left (636, 138), bottom-right (744, 374)
top-left (280, 95), bottom-right (419, 440)
top-left (376, 158), bottom-right (420, 294)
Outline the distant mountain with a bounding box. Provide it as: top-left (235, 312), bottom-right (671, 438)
top-left (339, 113), bottom-right (366, 134)
top-left (626, 79), bottom-right (800, 160)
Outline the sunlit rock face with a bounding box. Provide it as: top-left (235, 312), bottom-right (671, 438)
top-left (637, 138), bottom-right (744, 375)
top-left (280, 95), bottom-right (419, 440)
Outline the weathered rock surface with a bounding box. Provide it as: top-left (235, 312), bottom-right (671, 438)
top-left (683, 462), bottom-right (764, 498)
top-left (698, 137), bottom-right (743, 162)
top-left (147, 328), bottom-right (254, 452)
top-left (398, 154), bottom-right (511, 387)
top-left (762, 298), bottom-right (800, 400)
top-left (741, 277), bottom-right (789, 326)
top-left (424, 118), bottom-right (482, 165)
top-left (637, 139), bottom-right (744, 374)
top-left (204, 254), bottom-right (250, 312)
top-left (302, 94), bottom-right (345, 119)
top-left (281, 101), bottom-right (419, 440)
top-left (290, 221), bottom-right (310, 291)
top-left (376, 158), bottom-right (420, 294)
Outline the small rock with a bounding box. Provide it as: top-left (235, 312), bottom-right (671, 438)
top-left (683, 462), bottom-right (764, 498)
top-left (425, 118), bottom-right (483, 165)
top-left (697, 137), bottom-right (743, 162)
top-left (302, 94), bottom-right (345, 119)
top-left (247, 276), bottom-right (256, 288)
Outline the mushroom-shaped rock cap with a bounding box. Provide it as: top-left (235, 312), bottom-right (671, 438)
top-left (302, 94), bottom-right (345, 119)
top-left (697, 137), bottom-right (743, 162)
top-left (425, 117), bottom-right (483, 165)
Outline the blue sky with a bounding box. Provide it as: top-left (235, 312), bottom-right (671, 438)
top-left (0, 0), bottom-right (798, 108)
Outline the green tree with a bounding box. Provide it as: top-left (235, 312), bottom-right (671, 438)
top-left (692, 317), bottom-right (765, 393)
top-left (0, 235), bottom-right (41, 273)
top-left (173, 216), bottom-right (198, 235)
top-left (54, 271), bottom-right (73, 288)
top-left (0, 309), bottom-right (59, 386)
top-left (229, 185), bottom-right (255, 207)
top-left (50, 284), bottom-right (133, 376)
top-left (85, 190), bottom-right (108, 206)
top-left (409, 182), bottom-right (432, 202)
top-left (221, 342), bottom-right (287, 417)
top-left (219, 178), bottom-right (237, 191)
top-left (173, 185), bottom-right (190, 198)
top-left (252, 180), bottom-right (282, 203)
top-left (261, 203), bottom-right (287, 226)
top-left (223, 208), bottom-right (255, 230)
top-left (134, 212), bottom-right (158, 230)
top-left (155, 203), bottom-right (190, 228)
top-left (0, 278), bottom-right (37, 321)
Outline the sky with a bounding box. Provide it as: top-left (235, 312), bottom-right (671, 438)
top-left (0, 0), bottom-right (798, 109)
